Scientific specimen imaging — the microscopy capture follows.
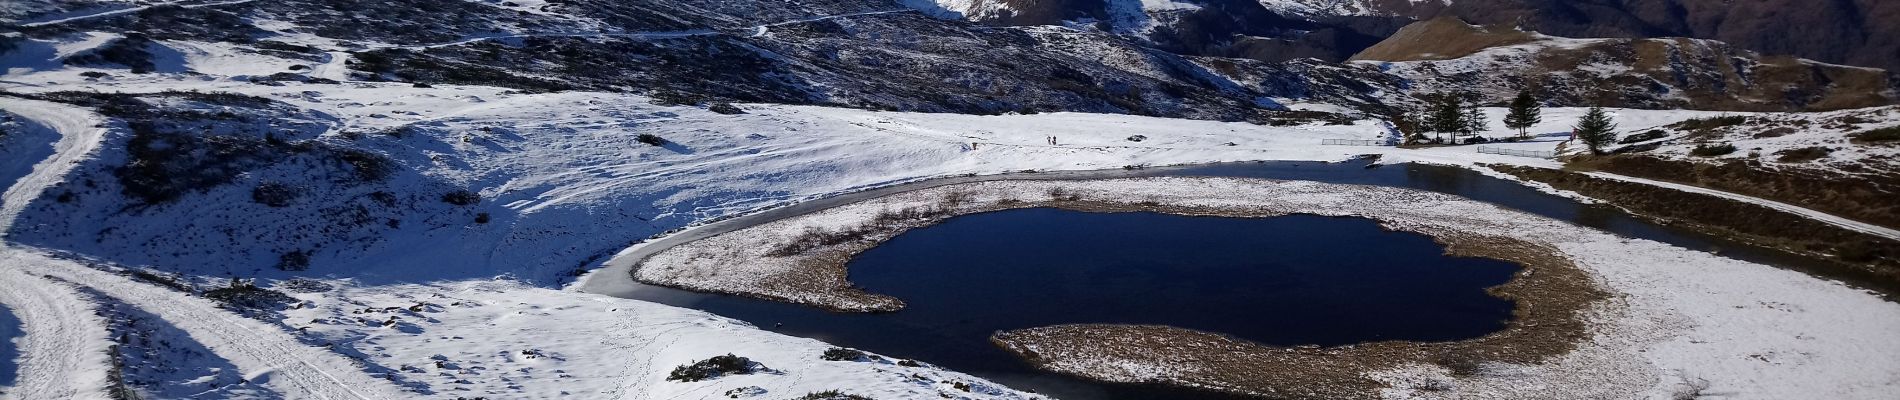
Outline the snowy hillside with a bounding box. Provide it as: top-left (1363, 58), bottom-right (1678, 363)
top-left (2, 0), bottom-right (1899, 399)
top-left (1254, 0), bottom-right (1448, 17)
top-left (1608, 106), bottom-right (1900, 172)
top-left (0, 29), bottom-right (1409, 397)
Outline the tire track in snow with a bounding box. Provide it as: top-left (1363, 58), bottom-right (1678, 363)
top-left (0, 266), bottom-right (113, 400)
top-left (2, 249), bottom-right (411, 399)
top-left (0, 98), bottom-right (112, 236)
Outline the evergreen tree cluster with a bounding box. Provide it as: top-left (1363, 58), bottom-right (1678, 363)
top-left (1406, 91), bottom-right (1495, 144)
top-left (1398, 88), bottom-right (1549, 146)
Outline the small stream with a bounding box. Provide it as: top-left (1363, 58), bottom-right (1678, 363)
top-left (601, 159), bottom-right (1852, 399)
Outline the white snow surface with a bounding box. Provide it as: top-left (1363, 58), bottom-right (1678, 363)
top-left (0, 33), bottom-right (1897, 400)
top-left (0, 98), bottom-right (111, 236)
top-left (1613, 106), bottom-right (1900, 174)
top-left (0, 265), bottom-right (113, 400)
top-left (1254, 0), bottom-right (1448, 17)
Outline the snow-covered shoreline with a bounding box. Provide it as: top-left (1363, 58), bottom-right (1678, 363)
top-left (627, 176), bottom-right (1900, 399)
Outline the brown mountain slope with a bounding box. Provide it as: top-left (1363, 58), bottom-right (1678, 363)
top-left (1295, 0), bottom-right (1900, 71)
top-left (1359, 18), bottom-right (1899, 111)
top-left (1347, 16), bottom-right (1536, 61)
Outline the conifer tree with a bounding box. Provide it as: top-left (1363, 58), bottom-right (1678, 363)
top-left (1504, 88), bottom-right (1543, 139)
top-left (1574, 106), bottom-right (1618, 155)
top-left (1460, 102), bottom-right (1488, 140)
top-left (1423, 92), bottom-right (1465, 143)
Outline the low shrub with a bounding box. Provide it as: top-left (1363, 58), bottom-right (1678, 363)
top-left (251, 182), bottom-right (299, 207)
top-left (1852, 126), bottom-right (1900, 142)
top-left (277, 278), bottom-right (335, 293)
top-left (1773, 147), bottom-right (1832, 163)
top-left (130, 270), bottom-right (192, 292)
top-left (1688, 143), bottom-right (1737, 157)
top-left (1618, 129), bottom-right (1667, 144)
top-left (707, 103), bottom-right (745, 115)
top-left (335, 149), bottom-right (394, 182)
top-left (204, 280), bottom-right (296, 312)
top-left (790, 391), bottom-right (873, 400)
top-left (648, 91), bottom-right (700, 106)
top-left (1431, 352), bottom-right (1486, 377)
top-left (666, 354), bottom-right (762, 382)
top-left (276, 250), bottom-right (312, 271)
top-left (1612, 142), bottom-right (1664, 154)
top-left (1752, 126), bottom-right (1796, 139)
top-left (441, 189), bottom-right (481, 206)
top-left (1671, 116), bottom-right (1750, 131)
top-left (1125, 134), bottom-right (1147, 142)
top-left (821, 347), bottom-right (866, 361)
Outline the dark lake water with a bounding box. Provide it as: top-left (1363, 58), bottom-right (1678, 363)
top-left (850, 209), bottom-right (1519, 347)
top-left (614, 159), bottom-right (1861, 399)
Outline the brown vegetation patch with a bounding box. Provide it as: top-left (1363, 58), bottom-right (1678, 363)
top-left (1564, 155), bottom-right (1900, 230)
top-left (1774, 147), bottom-right (1834, 163)
top-left (1491, 164), bottom-right (1900, 291)
top-left (992, 235), bottom-right (1602, 399)
top-left (1348, 17), bottom-right (1536, 62)
top-left (1853, 126), bottom-right (1900, 143)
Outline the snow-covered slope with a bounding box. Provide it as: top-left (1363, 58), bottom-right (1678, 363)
top-left (1609, 106), bottom-right (1900, 173)
top-left (1254, 0), bottom-right (1447, 17)
top-left (0, 82), bottom-right (1396, 284)
top-left (0, 265), bottom-right (114, 400)
top-left (2, 1), bottom-right (1898, 398)
top-left (0, 33), bottom-right (1404, 397)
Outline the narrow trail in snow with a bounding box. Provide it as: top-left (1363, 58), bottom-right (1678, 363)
top-left (4, 249), bottom-right (413, 400)
top-left (0, 98), bottom-right (111, 241)
top-left (0, 266), bottom-right (113, 399)
top-left (1581, 171), bottom-right (1900, 241)
top-left (308, 51), bottom-right (353, 82)
top-left (0, 97), bottom-right (406, 399)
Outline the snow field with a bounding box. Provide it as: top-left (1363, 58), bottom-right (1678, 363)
top-left (1, 30), bottom-right (1897, 399)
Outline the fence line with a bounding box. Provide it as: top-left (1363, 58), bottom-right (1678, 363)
top-left (1476, 146), bottom-right (1557, 159)
top-left (1320, 139), bottom-right (1393, 146)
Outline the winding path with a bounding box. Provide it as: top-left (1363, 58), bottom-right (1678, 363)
top-left (0, 98), bottom-right (111, 236)
top-left (2, 249), bottom-right (411, 400)
top-left (1581, 171), bottom-right (1900, 241)
top-left (0, 97), bottom-right (408, 399)
top-left (0, 266), bottom-right (113, 399)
